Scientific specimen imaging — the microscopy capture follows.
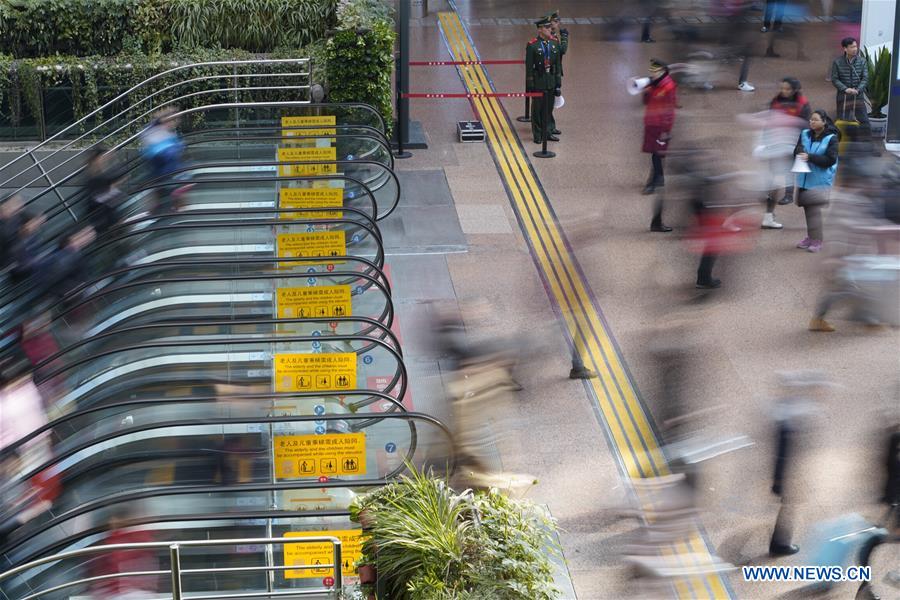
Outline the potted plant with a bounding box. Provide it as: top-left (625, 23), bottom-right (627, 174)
top-left (863, 46), bottom-right (892, 137)
top-left (347, 467), bottom-right (562, 599)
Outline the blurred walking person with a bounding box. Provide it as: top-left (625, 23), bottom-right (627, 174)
top-left (83, 147), bottom-right (125, 236)
top-left (751, 78), bottom-right (810, 229)
top-left (768, 372), bottom-right (822, 556)
top-left (88, 506), bottom-right (157, 599)
top-left (793, 110), bottom-right (839, 253)
top-left (140, 107), bottom-right (185, 213)
top-left (641, 59), bottom-right (677, 235)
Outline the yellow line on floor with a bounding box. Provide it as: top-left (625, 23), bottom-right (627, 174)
top-left (438, 11), bottom-right (731, 599)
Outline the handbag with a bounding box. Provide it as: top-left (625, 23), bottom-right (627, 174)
top-left (835, 95), bottom-right (859, 150)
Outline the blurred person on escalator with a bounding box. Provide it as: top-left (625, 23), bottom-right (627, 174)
top-left (8, 210), bottom-right (49, 285)
top-left (140, 106), bottom-right (186, 214)
top-left (83, 146), bottom-right (126, 236)
top-left (88, 505), bottom-right (157, 599)
top-left (0, 194), bottom-right (26, 273)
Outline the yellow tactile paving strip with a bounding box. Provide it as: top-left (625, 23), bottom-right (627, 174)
top-left (437, 8), bottom-right (731, 599)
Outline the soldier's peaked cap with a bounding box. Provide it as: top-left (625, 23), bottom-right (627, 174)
top-left (535, 16), bottom-right (551, 27)
top-left (547, 10), bottom-right (560, 20)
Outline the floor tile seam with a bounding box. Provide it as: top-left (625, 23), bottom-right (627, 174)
top-left (443, 10), bottom-right (732, 598)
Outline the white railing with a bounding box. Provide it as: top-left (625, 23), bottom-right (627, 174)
top-left (0, 536), bottom-right (343, 600)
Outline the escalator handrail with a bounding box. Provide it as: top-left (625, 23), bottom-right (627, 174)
top-left (81, 215), bottom-right (385, 271)
top-left (34, 333), bottom-right (408, 417)
top-left (175, 131), bottom-right (395, 171)
top-left (134, 157), bottom-right (401, 220)
top-left (181, 122), bottom-right (391, 148)
top-left (53, 273), bottom-right (395, 337)
top-left (9, 101), bottom-right (388, 217)
top-left (2, 411), bottom-right (454, 559)
top-left (0, 213), bottom-right (385, 313)
top-left (0, 389), bottom-right (406, 462)
top-left (42, 170), bottom-right (382, 228)
top-left (0, 531), bottom-right (357, 588)
top-left (42, 315), bottom-right (402, 374)
top-left (60, 254), bottom-right (391, 306)
top-left (6, 397), bottom-right (418, 504)
top-left (0, 58), bottom-right (314, 190)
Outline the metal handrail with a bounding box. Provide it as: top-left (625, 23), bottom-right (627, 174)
top-left (0, 389), bottom-right (405, 461)
top-left (0, 58), bottom-right (312, 188)
top-left (7, 101), bottom-right (390, 220)
top-left (0, 536), bottom-right (343, 600)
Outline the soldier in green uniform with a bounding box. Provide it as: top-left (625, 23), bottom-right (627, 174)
top-left (525, 17), bottom-right (562, 144)
top-left (548, 10), bottom-right (568, 136)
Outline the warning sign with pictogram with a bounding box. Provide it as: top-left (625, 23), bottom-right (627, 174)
top-left (281, 115), bottom-right (337, 139)
top-left (279, 188), bottom-right (344, 220)
top-left (283, 529), bottom-right (365, 579)
top-left (278, 147), bottom-right (337, 177)
top-left (277, 231), bottom-right (346, 262)
top-left (276, 285), bottom-right (352, 319)
top-left (273, 352), bottom-right (356, 392)
top-left (274, 432), bottom-right (366, 479)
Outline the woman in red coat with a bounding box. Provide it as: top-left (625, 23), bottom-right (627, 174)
top-left (642, 59), bottom-right (678, 232)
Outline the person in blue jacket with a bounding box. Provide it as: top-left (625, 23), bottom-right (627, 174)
top-left (793, 110), bottom-right (840, 254)
top-left (140, 107), bottom-right (185, 213)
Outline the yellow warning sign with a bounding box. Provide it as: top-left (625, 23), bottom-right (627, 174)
top-left (283, 529), bottom-right (365, 579)
top-left (277, 231), bottom-right (345, 260)
top-left (279, 188), bottom-right (343, 220)
top-left (278, 147), bottom-right (337, 177)
top-left (282, 115), bottom-right (337, 138)
top-left (273, 352), bottom-right (357, 393)
top-left (276, 285), bottom-right (352, 319)
top-left (274, 432), bottom-right (366, 479)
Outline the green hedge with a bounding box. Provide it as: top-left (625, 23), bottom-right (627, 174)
top-left (324, 22), bottom-right (396, 137)
top-left (0, 46), bottom-right (325, 139)
top-left (0, 0), bottom-right (395, 141)
top-left (0, 0), bottom-right (337, 57)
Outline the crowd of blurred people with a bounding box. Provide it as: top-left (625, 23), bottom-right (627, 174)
top-left (0, 108), bottom-right (186, 596)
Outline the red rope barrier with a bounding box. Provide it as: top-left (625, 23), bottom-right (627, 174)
top-left (409, 60), bottom-right (524, 66)
top-left (402, 92), bottom-right (541, 99)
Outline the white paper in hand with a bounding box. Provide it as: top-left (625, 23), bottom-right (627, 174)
top-left (554, 95), bottom-right (565, 109)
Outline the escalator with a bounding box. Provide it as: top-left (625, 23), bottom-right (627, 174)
top-left (0, 90), bottom-right (453, 599)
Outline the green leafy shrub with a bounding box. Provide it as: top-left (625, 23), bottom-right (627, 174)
top-left (863, 46), bottom-right (892, 118)
top-left (349, 468), bottom-right (561, 600)
top-left (0, 47), bottom-right (321, 138)
top-left (324, 22), bottom-right (395, 137)
top-left (167, 0), bottom-right (337, 53)
top-left (0, 0), bottom-right (337, 57)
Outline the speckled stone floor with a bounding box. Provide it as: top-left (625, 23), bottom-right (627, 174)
top-left (396, 2), bottom-right (899, 598)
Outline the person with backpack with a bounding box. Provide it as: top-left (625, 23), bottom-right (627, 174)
top-left (793, 110), bottom-right (840, 253)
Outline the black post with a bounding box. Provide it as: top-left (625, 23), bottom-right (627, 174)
top-left (533, 90), bottom-right (556, 158)
top-left (395, 0), bottom-right (412, 158)
top-left (516, 95), bottom-right (531, 122)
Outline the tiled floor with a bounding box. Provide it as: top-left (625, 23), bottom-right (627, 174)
top-left (398, 2), bottom-right (899, 598)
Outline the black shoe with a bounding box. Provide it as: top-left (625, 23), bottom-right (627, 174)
top-left (777, 195), bottom-right (793, 205)
top-left (695, 279), bottom-right (722, 289)
top-left (569, 368), bottom-right (598, 380)
top-left (552, 129), bottom-right (561, 135)
top-left (650, 224), bottom-right (673, 232)
top-left (533, 139), bottom-right (542, 144)
top-left (765, 49), bottom-right (781, 58)
top-left (642, 184), bottom-right (656, 195)
top-left (641, 37), bottom-right (655, 43)
top-left (547, 134), bottom-right (560, 142)
top-left (769, 543), bottom-right (800, 557)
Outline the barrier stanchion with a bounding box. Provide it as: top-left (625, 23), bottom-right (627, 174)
top-left (517, 95), bottom-right (531, 123)
top-left (533, 90), bottom-right (555, 159)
